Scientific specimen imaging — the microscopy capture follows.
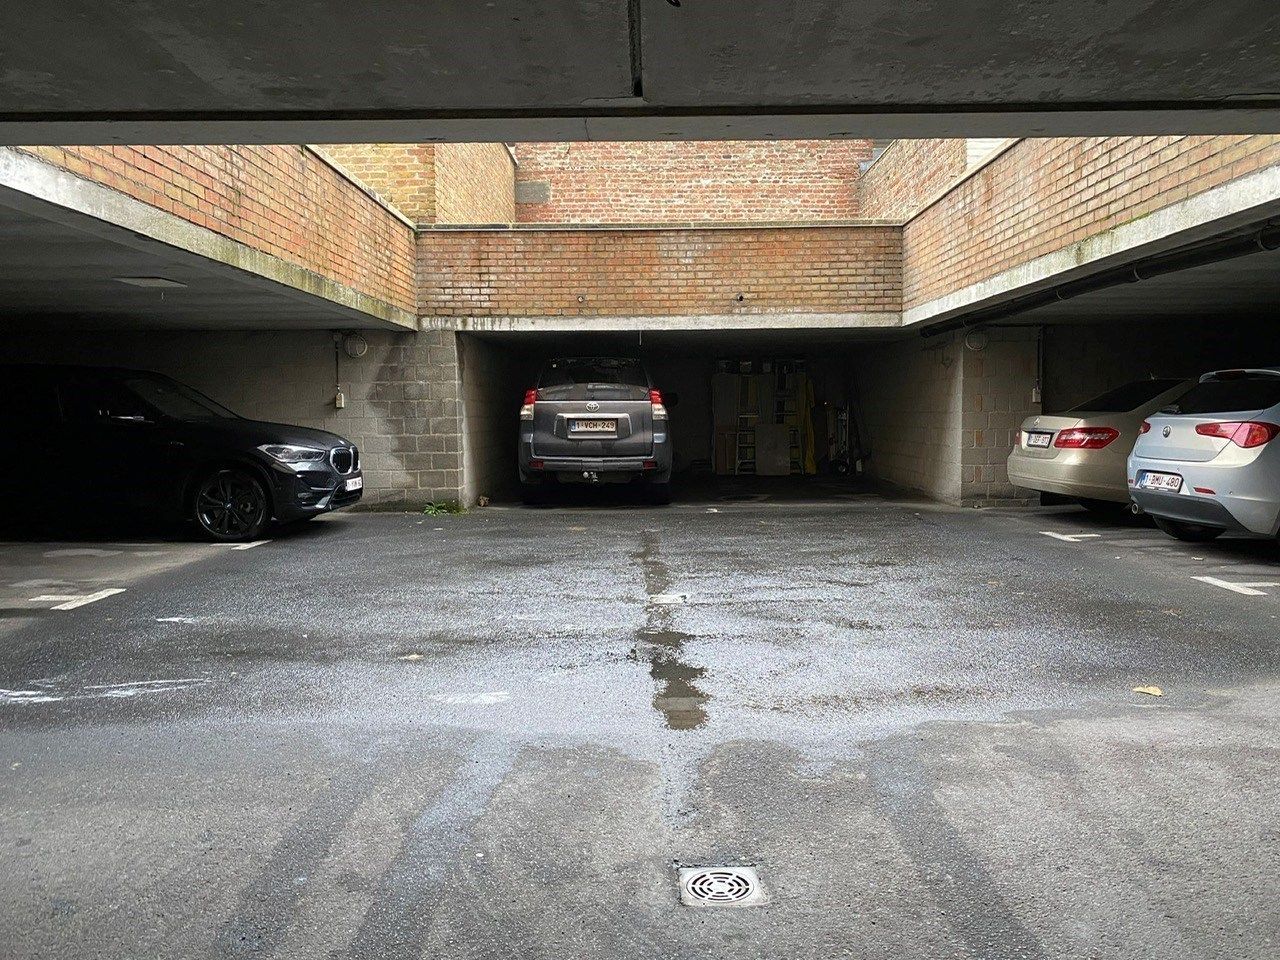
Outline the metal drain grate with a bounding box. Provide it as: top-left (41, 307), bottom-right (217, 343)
top-left (678, 866), bottom-right (764, 907)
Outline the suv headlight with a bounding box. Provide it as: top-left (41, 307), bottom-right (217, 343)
top-left (258, 443), bottom-right (326, 464)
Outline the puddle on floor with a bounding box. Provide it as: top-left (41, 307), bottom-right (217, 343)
top-left (632, 532), bottom-right (712, 731)
top-left (635, 629), bottom-right (710, 731)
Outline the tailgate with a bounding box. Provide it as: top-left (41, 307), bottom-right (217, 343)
top-left (1135, 412), bottom-right (1264, 463)
top-left (532, 386), bottom-right (654, 458)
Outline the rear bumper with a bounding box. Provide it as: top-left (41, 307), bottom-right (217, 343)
top-left (1007, 451), bottom-right (1128, 502)
top-left (519, 440), bottom-right (672, 485)
top-left (1127, 454), bottom-right (1280, 537)
top-left (1128, 489), bottom-right (1248, 532)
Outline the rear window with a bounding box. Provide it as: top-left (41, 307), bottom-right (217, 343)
top-left (539, 358), bottom-right (647, 388)
top-left (1068, 379), bottom-right (1186, 413)
top-left (1174, 374), bottom-right (1280, 415)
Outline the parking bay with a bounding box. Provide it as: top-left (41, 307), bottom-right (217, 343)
top-left (2, 497), bottom-right (1279, 959)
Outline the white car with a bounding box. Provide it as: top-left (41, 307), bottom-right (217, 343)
top-left (1129, 368), bottom-right (1280, 541)
top-left (1008, 378), bottom-right (1192, 513)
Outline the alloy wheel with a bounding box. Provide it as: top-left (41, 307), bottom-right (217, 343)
top-left (195, 470), bottom-right (267, 541)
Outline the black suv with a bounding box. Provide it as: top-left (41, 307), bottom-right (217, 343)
top-left (6, 364), bottom-right (363, 541)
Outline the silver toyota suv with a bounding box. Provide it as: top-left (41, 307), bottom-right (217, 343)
top-left (518, 357), bottom-right (673, 504)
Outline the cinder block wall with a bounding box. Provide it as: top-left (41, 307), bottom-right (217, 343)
top-left (959, 328), bottom-right (1040, 505)
top-left (513, 141), bottom-right (871, 223)
top-left (855, 328), bottom-right (1039, 505)
top-left (6, 329), bottom-right (464, 508)
top-left (458, 334), bottom-right (524, 505)
top-left (855, 337), bottom-right (965, 503)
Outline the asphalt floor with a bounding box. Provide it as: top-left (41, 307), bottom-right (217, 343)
top-left (2, 490), bottom-right (1279, 959)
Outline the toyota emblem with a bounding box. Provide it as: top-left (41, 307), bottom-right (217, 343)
top-left (1162, 426), bottom-right (1172, 438)
top-left (585, 401), bottom-right (600, 412)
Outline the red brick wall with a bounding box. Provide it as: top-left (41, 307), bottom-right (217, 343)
top-left (321, 143), bottom-right (437, 223)
top-left (904, 135), bottom-right (1280, 311)
top-left (418, 226), bottom-right (900, 318)
top-left (859, 139), bottom-right (968, 221)
top-left (434, 144), bottom-right (515, 224)
top-left (513, 141), bottom-right (871, 224)
top-left (20, 144), bottom-right (417, 312)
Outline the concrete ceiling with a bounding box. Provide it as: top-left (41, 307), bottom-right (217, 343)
top-left (1005, 244), bottom-right (1280, 326)
top-left (2, 1), bottom-right (1279, 143)
top-left (0, 198), bottom-right (398, 330)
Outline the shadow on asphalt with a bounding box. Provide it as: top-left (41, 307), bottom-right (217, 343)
top-left (1036, 503), bottom-right (1280, 564)
top-left (0, 513), bottom-right (338, 546)
top-left (508, 473), bottom-right (874, 509)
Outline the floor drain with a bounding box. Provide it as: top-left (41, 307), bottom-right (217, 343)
top-left (678, 866), bottom-right (764, 907)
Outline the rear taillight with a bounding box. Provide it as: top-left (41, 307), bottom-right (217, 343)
top-left (649, 387), bottom-right (668, 420)
top-left (1054, 427), bottom-right (1119, 449)
top-left (520, 387), bottom-right (537, 421)
top-left (1195, 421), bottom-right (1280, 449)
top-left (1139, 420), bottom-right (1151, 434)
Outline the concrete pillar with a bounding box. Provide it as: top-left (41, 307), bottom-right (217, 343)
top-left (958, 327), bottom-right (1040, 506)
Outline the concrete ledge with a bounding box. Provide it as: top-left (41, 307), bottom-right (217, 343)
top-left (0, 147), bottom-right (418, 331)
top-left (424, 312), bottom-right (904, 333)
top-left (904, 161), bottom-right (1280, 329)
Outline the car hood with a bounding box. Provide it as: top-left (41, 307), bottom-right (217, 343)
top-left (173, 417), bottom-right (352, 449)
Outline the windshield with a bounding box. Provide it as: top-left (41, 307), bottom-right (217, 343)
top-left (123, 375), bottom-right (238, 420)
top-left (1069, 379), bottom-right (1186, 413)
top-left (1173, 374), bottom-right (1280, 415)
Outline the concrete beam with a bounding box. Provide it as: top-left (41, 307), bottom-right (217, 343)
top-left (2, 1), bottom-right (1279, 143)
top-left (6, 108), bottom-right (1280, 147)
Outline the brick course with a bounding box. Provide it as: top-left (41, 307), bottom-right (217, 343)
top-left (322, 143), bottom-right (437, 223)
top-left (513, 141), bottom-right (871, 224)
top-left (417, 226), bottom-right (901, 319)
top-left (19, 144), bottom-right (417, 312)
top-left (859, 139), bottom-right (968, 221)
top-left (903, 135), bottom-right (1280, 312)
top-left (434, 144), bottom-right (515, 224)
top-left (323, 142), bottom-right (514, 225)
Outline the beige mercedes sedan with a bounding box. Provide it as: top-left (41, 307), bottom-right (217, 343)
top-left (1008, 378), bottom-right (1193, 513)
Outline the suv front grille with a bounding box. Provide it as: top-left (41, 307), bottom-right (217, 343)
top-left (331, 446), bottom-right (356, 474)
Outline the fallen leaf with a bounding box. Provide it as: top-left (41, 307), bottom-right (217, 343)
top-left (1132, 685), bottom-right (1164, 697)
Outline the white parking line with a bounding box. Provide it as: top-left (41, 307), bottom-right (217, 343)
top-left (1040, 532), bottom-right (1103, 543)
top-left (27, 587), bottom-right (127, 610)
top-left (230, 540), bottom-right (271, 551)
top-left (1192, 576), bottom-right (1280, 597)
